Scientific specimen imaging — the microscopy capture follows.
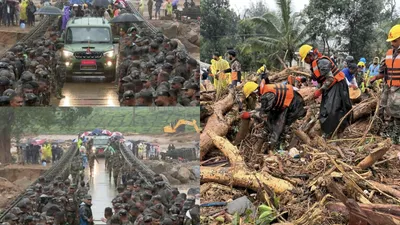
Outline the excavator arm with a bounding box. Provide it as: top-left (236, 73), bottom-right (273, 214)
top-left (163, 119), bottom-right (201, 134)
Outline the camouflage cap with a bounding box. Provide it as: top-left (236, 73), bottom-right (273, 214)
top-left (135, 90), bottom-right (153, 99)
top-left (121, 76), bottom-right (133, 83)
top-left (170, 76), bottom-right (185, 84)
top-left (161, 218), bottom-right (173, 225)
top-left (155, 90), bottom-right (170, 97)
top-left (182, 82), bottom-right (199, 91)
top-left (4, 213), bottom-right (18, 221)
top-left (123, 91), bottom-right (135, 100)
top-left (143, 215), bottom-right (152, 222)
top-left (113, 203), bottom-right (122, 209)
top-left (0, 96), bottom-right (10, 106)
top-left (162, 63), bottom-right (173, 71)
top-left (0, 76), bottom-right (10, 86)
top-left (25, 93), bottom-right (38, 102)
top-left (140, 73), bottom-right (151, 82)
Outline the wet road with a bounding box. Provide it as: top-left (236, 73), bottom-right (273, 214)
top-left (86, 158), bottom-right (116, 222)
top-left (51, 81), bottom-right (119, 107)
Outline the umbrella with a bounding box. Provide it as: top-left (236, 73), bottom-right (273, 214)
top-left (31, 139), bottom-right (46, 146)
top-left (111, 132), bottom-right (123, 137)
top-left (102, 130), bottom-right (112, 136)
top-left (35, 6), bottom-right (63, 15)
top-left (92, 0), bottom-right (110, 7)
top-left (109, 13), bottom-right (143, 23)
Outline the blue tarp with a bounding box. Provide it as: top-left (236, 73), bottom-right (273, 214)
top-left (92, 128), bottom-right (103, 136)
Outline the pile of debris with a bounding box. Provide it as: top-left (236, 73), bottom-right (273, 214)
top-left (199, 67), bottom-right (400, 224)
top-left (0, 177), bottom-right (23, 209)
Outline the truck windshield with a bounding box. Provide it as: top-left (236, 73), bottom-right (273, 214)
top-left (93, 138), bottom-right (109, 145)
top-left (66, 27), bottom-right (111, 44)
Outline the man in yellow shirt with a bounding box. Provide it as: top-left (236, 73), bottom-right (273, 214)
top-left (210, 52), bottom-right (230, 86)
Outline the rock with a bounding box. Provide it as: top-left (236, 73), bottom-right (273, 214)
top-left (187, 31), bottom-right (199, 45)
top-left (176, 167), bottom-right (191, 183)
top-left (170, 166), bottom-right (179, 178)
top-left (162, 23), bottom-right (179, 38)
top-left (164, 174), bottom-right (181, 185)
top-left (191, 166), bottom-right (200, 179)
top-left (289, 148), bottom-right (300, 158)
top-left (151, 161), bottom-right (169, 174)
top-left (226, 196), bottom-right (255, 216)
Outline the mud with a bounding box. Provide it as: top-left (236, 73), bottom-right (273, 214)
top-left (0, 165), bottom-right (47, 209)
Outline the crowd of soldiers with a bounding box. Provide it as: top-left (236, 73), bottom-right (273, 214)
top-left (116, 27), bottom-right (200, 106)
top-left (0, 28), bottom-right (66, 107)
top-left (0, 136), bottom-right (199, 225)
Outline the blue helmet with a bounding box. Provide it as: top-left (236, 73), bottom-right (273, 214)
top-left (360, 57), bottom-right (366, 63)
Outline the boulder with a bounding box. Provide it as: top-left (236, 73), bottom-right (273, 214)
top-left (187, 30), bottom-right (199, 45)
top-left (151, 161), bottom-right (169, 174)
top-left (164, 174), bottom-right (181, 185)
top-left (170, 166), bottom-right (180, 178)
top-left (162, 23), bottom-right (179, 38)
top-left (176, 167), bottom-right (191, 183)
top-left (191, 166), bottom-right (200, 179)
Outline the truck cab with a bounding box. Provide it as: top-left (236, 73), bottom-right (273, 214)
top-left (92, 136), bottom-right (110, 156)
top-left (62, 17), bottom-right (118, 80)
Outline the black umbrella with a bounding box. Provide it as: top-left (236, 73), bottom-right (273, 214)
top-left (109, 13), bottom-right (143, 23)
top-left (92, 0), bottom-right (110, 7)
top-left (34, 6), bottom-right (63, 15)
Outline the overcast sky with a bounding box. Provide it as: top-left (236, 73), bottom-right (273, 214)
top-left (229, 0), bottom-right (310, 13)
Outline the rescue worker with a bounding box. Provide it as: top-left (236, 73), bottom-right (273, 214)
top-left (257, 64), bottom-right (269, 84)
top-left (299, 44), bottom-right (352, 138)
top-left (222, 50), bottom-right (241, 87)
top-left (370, 24), bottom-right (400, 145)
top-left (241, 81), bottom-right (306, 151)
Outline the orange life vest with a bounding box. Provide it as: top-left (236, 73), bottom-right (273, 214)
top-left (385, 49), bottom-right (400, 87)
top-left (260, 83), bottom-right (294, 109)
top-left (311, 56), bottom-right (345, 87)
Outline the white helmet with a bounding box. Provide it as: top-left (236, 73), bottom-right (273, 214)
top-left (73, 4), bottom-right (78, 7)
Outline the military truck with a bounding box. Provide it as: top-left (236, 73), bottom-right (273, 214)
top-left (91, 136), bottom-right (110, 157)
top-left (61, 17), bottom-right (118, 81)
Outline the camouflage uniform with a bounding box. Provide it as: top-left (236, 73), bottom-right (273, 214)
top-left (88, 151), bottom-right (97, 176)
top-left (112, 153), bottom-right (123, 186)
top-left (55, 47), bottom-right (66, 98)
top-left (70, 156), bottom-right (82, 185)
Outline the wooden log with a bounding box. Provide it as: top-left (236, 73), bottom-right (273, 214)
top-left (352, 99), bottom-right (378, 121)
top-left (367, 180), bottom-right (400, 199)
top-left (232, 118), bottom-right (250, 145)
top-left (200, 130), bottom-right (294, 194)
top-left (326, 202), bottom-right (400, 220)
top-left (200, 92), bottom-right (235, 160)
top-left (357, 139), bottom-right (392, 169)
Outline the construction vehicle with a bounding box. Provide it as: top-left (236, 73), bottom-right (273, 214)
top-left (163, 119), bottom-right (201, 134)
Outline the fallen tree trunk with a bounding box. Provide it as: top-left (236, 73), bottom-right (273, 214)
top-left (326, 202), bottom-right (400, 220)
top-left (232, 118), bottom-right (251, 145)
top-left (200, 91), bottom-right (235, 160)
top-left (269, 66), bottom-right (310, 83)
top-left (352, 99), bottom-right (378, 121)
top-left (357, 139), bottom-right (392, 169)
top-left (201, 130), bottom-right (294, 194)
top-left (367, 180), bottom-right (400, 199)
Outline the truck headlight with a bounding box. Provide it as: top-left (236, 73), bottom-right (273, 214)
top-left (104, 51), bottom-right (114, 58)
top-left (63, 50), bottom-right (73, 58)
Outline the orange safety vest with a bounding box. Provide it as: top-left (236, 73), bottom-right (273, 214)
top-left (311, 56), bottom-right (345, 87)
top-left (385, 49), bottom-right (400, 87)
top-left (260, 83), bottom-right (294, 109)
top-left (288, 75), bottom-right (295, 85)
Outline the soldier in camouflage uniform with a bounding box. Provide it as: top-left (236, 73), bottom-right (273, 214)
top-left (54, 43), bottom-right (66, 99)
top-left (88, 147), bottom-right (99, 177)
top-left (76, 180), bottom-right (89, 203)
top-left (70, 156), bottom-right (82, 185)
top-left (104, 144), bottom-right (113, 171)
top-left (66, 184), bottom-right (79, 225)
top-left (112, 152), bottom-right (124, 186)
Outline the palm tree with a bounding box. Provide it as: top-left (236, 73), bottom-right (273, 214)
top-left (240, 0), bottom-right (312, 67)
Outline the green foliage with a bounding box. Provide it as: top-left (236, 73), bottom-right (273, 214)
top-left (16, 107), bottom-right (199, 135)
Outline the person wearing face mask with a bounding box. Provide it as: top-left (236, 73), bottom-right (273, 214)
top-left (370, 24), bottom-right (400, 146)
top-left (368, 57), bottom-right (380, 77)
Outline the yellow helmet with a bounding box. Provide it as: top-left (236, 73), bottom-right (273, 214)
top-left (299, 44), bottom-right (313, 61)
top-left (357, 61), bottom-right (365, 67)
top-left (243, 82), bottom-right (258, 98)
top-left (387, 25), bottom-right (400, 42)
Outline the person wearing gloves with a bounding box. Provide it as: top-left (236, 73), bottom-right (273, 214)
top-left (298, 44), bottom-right (352, 138)
top-left (240, 81), bottom-right (306, 151)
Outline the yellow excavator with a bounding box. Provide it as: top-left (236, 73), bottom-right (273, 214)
top-left (164, 119), bottom-right (201, 134)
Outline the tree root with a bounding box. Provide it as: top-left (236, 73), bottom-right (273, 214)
top-left (200, 130), bottom-right (294, 194)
